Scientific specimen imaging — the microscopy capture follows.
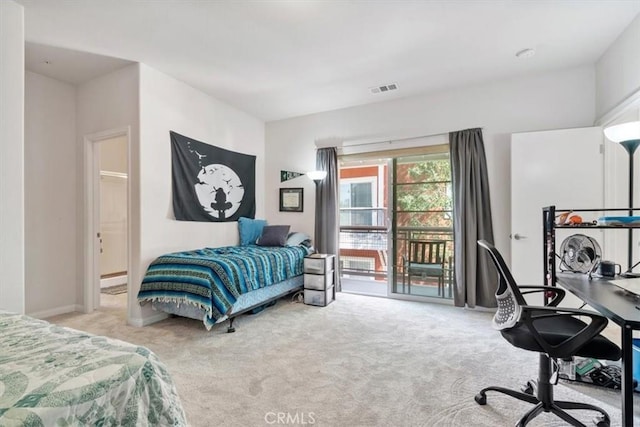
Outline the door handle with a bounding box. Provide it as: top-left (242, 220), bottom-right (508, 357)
top-left (511, 233), bottom-right (527, 240)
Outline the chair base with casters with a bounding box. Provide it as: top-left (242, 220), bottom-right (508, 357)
top-left (475, 240), bottom-right (620, 427)
top-left (475, 354), bottom-right (610, 427)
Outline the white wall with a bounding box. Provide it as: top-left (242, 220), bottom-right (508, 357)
top-left (595, 14), bottom-right (640, 271)
top-left (0, 0), bottom-right (25, 313)
top-left (76, 64), bottom-right (140, 319)
top-left (596, 13), bottom-right (640, 121)
top-left (136, 64), bottom-right (265, 324)
top-left (266, 66), bottom-right (597, 263)
top-left (24, 71), bottom-right (78, 316)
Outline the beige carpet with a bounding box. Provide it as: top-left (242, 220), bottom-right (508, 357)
top-left (49, 293), bottom-right (637, 426)
top-left (100, 284), bottom-right (128, 295)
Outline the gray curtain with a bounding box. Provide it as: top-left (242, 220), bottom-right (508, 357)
top-left (315, 147), bottom-right (341, 291)
top-left (449, 128), bottom-right (497, 308)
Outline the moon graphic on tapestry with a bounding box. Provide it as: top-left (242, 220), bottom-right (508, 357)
top-left (171, 131), bottom-right (255, 222)
top-left (195, 164), bottom-right (244, 220)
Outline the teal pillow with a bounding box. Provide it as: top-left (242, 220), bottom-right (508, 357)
top-left (238, 217), bottom-right (267, 246)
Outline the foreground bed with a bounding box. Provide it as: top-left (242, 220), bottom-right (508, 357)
top-left (137, 244), bottom-right (309, 331)
top-left (0, 311), bottom-right (187, 426)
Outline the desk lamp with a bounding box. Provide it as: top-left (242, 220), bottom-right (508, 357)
top-left (604, 121), bottom-right (640, 277)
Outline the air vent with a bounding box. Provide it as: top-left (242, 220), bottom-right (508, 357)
top-left (370, 83), bottom-right (398, 94)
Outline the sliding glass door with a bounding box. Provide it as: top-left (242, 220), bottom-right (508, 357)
top-left (338, 147), bottom-right (454, 301)
top-left (391, 152), bottom-right (454, 299)
top-left (338, 160), bottom-right (388, 297)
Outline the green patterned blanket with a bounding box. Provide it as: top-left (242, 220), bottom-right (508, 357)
top-left (0, 311), bottom-right (187, 426)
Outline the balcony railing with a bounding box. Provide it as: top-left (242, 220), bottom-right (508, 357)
top-left (339, 225), bottom-right (454, 274)
top-left (340, 226), bottom-right (388, 251)
top-left (340, 207), bottom-right (387, 227)
top-left (339, 210), bottom-right (454, 297)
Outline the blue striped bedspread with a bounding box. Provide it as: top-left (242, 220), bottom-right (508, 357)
top-left (137, 245), bottom-right (308, 326)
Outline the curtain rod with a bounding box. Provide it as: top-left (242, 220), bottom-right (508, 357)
top-left (341, 127), bottom-right (483, 148)
top-left (342, 132), bottom-right (447, 148)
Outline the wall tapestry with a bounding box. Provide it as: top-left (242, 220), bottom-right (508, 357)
top-left (171, 131), bottom-right (256, 222)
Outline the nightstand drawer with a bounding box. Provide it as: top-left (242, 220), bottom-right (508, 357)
top-left (304, 255), bottom-right (335, 274)
top-left (304, 272), bottom-right (334, 290)
top-left (304, 286), bottom-right (335, 307)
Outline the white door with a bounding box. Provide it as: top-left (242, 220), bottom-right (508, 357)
top-left (511, 127), bottom-right (604, 286)
top-left (100, 173), bottom-right (128, 278)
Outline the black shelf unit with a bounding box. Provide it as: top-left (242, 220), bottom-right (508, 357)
top-left (543, 205), bottom-right (640, 287)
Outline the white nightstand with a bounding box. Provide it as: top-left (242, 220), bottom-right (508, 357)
top-left (303, 254), bottom-right (335, 306)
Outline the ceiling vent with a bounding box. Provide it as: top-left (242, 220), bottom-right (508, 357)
top-left (370, 83), bottom-right (398, 94)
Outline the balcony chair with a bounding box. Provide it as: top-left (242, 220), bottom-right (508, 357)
top-left (402, 240), bottom-right (447, 296)
top-left (475, 240), bottom-right (620, 427)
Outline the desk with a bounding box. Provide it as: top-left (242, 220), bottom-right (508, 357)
top-left (557, 273), bottom-right (640, 426)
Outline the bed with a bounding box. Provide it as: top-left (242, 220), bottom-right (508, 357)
top-left (137, 244), bottom-right (310, 331)
top-left (0, 310), bottom-right (187, 426)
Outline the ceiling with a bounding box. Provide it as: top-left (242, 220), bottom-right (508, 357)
top-left (25, 43), bottom-right (133, 85)
top-left (17, 0), bottom-right (640, 122)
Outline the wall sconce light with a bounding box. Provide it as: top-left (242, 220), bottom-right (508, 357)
top-left (306, 170), bottom-right (327, 184)
top-left (603, 120), bottom-right (640, 277)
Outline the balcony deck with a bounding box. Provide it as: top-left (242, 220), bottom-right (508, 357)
top-left (339, 221), bottom-right (454, 299)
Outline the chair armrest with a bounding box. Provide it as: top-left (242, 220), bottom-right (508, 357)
top-left (518, 286), bottom-right (565, 307)
top-left (522, 305), bottom-right (601, 317)
top-left (519, 305), bottom-right (609, 358)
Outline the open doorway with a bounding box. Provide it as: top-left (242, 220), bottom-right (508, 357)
top-left (97, 136), bottom-right (128, 309)
top-left (83, 128), bottom-right (130, 315)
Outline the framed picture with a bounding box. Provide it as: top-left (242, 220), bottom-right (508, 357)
top-left (279, 188), bottom-right (303, 212)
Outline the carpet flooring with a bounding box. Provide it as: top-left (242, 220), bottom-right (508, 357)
top-left (48, 293), bottom-right (638, 426)
top-left (100, 284), bottom-right (128, 295)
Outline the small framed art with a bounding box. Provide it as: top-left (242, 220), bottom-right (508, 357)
top-left (279, 188), bottom-right (303, 212)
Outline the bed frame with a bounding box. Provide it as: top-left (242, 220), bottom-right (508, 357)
top-left (150, 274), bottom-right (304, 332)
top-left (224, 285), bottom-right (302, 333)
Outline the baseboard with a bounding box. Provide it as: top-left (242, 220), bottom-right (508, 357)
top-left (29, 304), bottom-right (83, 320)
top-left (30, 303), bottom-right (168, 327)
top-left (129, 311), bottom-right (169, 327)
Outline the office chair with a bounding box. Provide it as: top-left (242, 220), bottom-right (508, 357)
top-left (476, 240), bottom-right (621, 427)
top-left (402, 240), bottom-right (446, 295)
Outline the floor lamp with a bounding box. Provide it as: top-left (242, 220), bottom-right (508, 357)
top-left (604, 121), bottom-right (640, 277)
top-left (306, 170), bottom-right (327, 185)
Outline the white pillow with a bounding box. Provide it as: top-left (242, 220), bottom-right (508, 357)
top-left (286, 232), bottom-right (312, 247)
